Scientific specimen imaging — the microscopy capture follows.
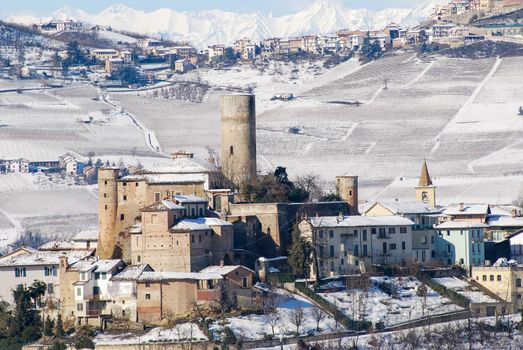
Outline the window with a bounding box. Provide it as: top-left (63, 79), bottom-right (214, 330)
top-left (199, 208), bottom-right (204, 216)
top-left (123, 182), bottom-right (127, 187)
top-left (518, 294), bottom-right (522, 299)
top-left (229, 146), bottom-right (234, 155)
top-left (104, 180), bottom-right (108, 185)
top-left (447, 231), bottom-right (450, 236)
top-left (421, 236), bottom-right (427, 244)
top-left (105, 205), bottom-right (108, 210)
top-left (103, 193), bottom-right (107, 198)
top-left (154, 192), bottom-right (160, 202)
top-left (341, 259), bottom-right (344, 265)
top-left (15, 267), bottom-right (26, 278)
top-left (191, 208), bottom-right (195, 216)
top-left (137, 255), bottom-right (141, 263)
top-left (371, 228), bottom-right (376, 235)
top-left (191, 235), bottom-right (195, 244)
top-left (400, 227), bottom-right (407, 234)
top-left (490, 275), bottom-right (494, 281)
top-left (145, 282), bottom-right (150, 288)
top-left (242, 278), bottom-right (248, 288)
top-left (363, 245), bottom-right (368, 257)
top-left (362, 230), bottom-right (367, 241)
top-left (123, 195), bottom-right (127, 201)
top-left (402, 241), bottom-right (406, 250)
top-left (145, 294), bottom-right (151, 300)
top-left (101, 272), bottom-right (107, 280)
top-left (497, 275), bottom-right (502, 281)
top-left (354, 244), bottom-right (359, 256)
top-left (389, 227), bottom-right (396, 234)
top-left (47, 283), bottom-right (54, 294)
top-left (319, 246), bottom-right (324, 258)
top-left (447, 244), bottom-right (451, 253)
top-left (460, 258), bottom-right (464, 265)
top-left (390, 243), bottom-right (397, 250)
top-left (77, 303), bottom-right (83, 311)
top-left (199, 235), bottom-right (202, 243)
top-left (136, 182), bottom-right (139, 187)
top-left (482, 275), bottom-right (487, 281)
top-left (95, 272), bottom-right (100, 280)
top-left (379, 228), bottom-right (386, 235)
top-left (329, 230), bottom-right (334, 238)
top-left (329, 245), bottom-right (334, 258)
top-left (120, 214), bottom-right (125, 221)
top-left (76, 287), bottom-right (82, 297)
top-left (517, 279), bottom-right (522, 287)
top-left (353, 229), bottom-right (358, 236)
top-left (319, 231), bottom-right (323, 239)
top-left (80, 272), bottom-right (87, 281)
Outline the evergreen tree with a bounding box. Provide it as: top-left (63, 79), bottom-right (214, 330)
top-left (9, 284), bottom-right (42, 343)
top-left (54, 313), bottom-right (64, 338)
top-left (44, 315), bottom-right (54, 337)
top-left (288, 225), bottom-right (313, 278)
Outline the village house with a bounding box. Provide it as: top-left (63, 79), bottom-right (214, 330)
top-left (59, 256), bottom-right (125, 326)
top-left (440, 203), bottom-right (491, 223)
top-left (0, 247), bottom-right (93, 306)
top-left (434, 221), bottom-right (487, 269)
top-left (208, 45), bottom-right (225, 62)
top-left (91, 49), bottom-right (120, 62)
top-left (364, 200), bottom-right (441, 264)
top-left (299, 214), bottom-right (415, 279)
top-left (174, 59), bottom-right (193, 73)
top-left (472, 261), bottom-right (523, 313)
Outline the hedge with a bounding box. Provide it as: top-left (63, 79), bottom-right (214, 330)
top-left (417, 274), bottom-right (470, 308)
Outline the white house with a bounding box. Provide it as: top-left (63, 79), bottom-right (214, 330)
top-left (299, 214), bottom-right (414, 279)
top-left (6, 158), bottom-right (30, 173)
top-left (0, 247), bottom-right (92, 305)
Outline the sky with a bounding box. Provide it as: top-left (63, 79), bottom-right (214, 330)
top-left (2, 0), bottom-right (422, 16)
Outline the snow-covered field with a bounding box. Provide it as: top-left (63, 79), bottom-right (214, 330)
top-left (210, 289), bottom-right (338, 341)
top-left (433, 277), bottom-right (498, 304)
top-left (320, 276), bottom-right (462, 327)
top-left (95, 323), bottom-right (207, 345)
top-left (111, 53), bottom-right (523, 205)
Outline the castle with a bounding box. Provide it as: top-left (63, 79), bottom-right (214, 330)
top-left (97, 94), bottom-right (359, 267)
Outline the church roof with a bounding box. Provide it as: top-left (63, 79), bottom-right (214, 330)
top-left (418, 160), bottom-right (433, 187)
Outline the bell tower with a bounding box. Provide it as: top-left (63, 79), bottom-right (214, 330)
top-left (415, 160), bottom-right (437, 207)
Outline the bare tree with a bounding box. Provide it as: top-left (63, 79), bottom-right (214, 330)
top-left (289, 307), bottom-right (306, 335)
top-left (311, 306), bottom-right (326, 332)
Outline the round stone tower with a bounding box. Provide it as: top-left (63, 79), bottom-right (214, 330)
top-left (97, 167), bottom-right (120, 259)
top-left (336, 175), bottom-right (359, 215)
top-left (220, 94), bottom-right (257, 188)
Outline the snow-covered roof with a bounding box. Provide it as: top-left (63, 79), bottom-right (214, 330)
top-left (435, 221), bottom-right (489, 229)
top-left (142, 199), bottom-right (185, 212)
top-left (70, 258), bottom-right (123, 273)
top-left (0, 249), bottom-right (92, 267)
top-left (72, 229), bottom-right (99, 241)
top-left (443, 204), bottom-right (490, 216)
top-left (144, 157), bottom-right (216, 174)
top-left (365, 200), bottom-right (441, 215)
top-left (129, 224), bottom-right (142, 234)
top-left (171, 218), bottom-right (211, 231)
top-left (199, 265), bottom-right (254, 275)
top-left (111, 264), bottom-right (153, 281)
top-left (173, 195), bottom-right (207, 204)
top-left (137, 271), bottom-right (223, 282)
top-left (38, 240), bottom-right (74, 251)
top-left (202, 217), bottom-right (233, 227)
top-left (487, 215), bottom-right (523, 228)
top-left (308, 215), bottom-right (414, 228)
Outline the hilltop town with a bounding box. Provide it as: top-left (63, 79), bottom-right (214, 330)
top-left (0, 0), bottom-right (522, 349)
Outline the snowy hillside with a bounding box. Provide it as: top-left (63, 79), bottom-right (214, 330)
top-left (3, 0), bottom-right (448, 47)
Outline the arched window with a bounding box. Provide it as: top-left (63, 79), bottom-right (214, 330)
top-left (517, 278), bottom-right (522, 287)
top-left (230, 146), bottom-right (234, 155)
top-left (482, 275), bottom-right (487, 281)
top-left (137, 255), bottom-right (141, 263)
top-left (490, 275), bottom-right (494, 281)
top-left (497, 275), bottom-right (502, 281)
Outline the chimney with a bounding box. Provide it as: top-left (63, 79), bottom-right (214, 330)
top-left (459, 203), bottom-right (465, 212)
top-left (512, 209), bottom-right (518, 218)
top-left (220, 260), bottom-right (224, 267)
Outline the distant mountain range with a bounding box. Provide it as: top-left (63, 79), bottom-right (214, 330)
top-left (2, 0), bottom-right (448, 47)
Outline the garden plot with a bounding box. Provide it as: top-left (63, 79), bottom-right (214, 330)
top-left (319, 276), bottom-right (462, 327)
top-left (95, 323), bottom-right (207, 346)
top-left (210, 289), bottom-right (338, 341)
top-left (433, 277), bottom-right (498, 304)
